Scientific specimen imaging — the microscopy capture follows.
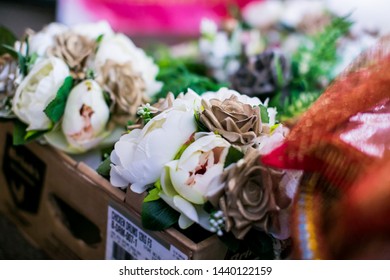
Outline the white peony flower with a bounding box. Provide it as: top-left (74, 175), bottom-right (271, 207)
top-left (110, 90), bottom-right (201, 192)
top-left (60, 79), bottom-right (110, 152)
top-left (200, 18), bottom-right (218, 39)
top-left (12, 57), bottom-right (70, 131)
top-left (71, 20), bottom-right (114, 40)
top-left (28, 23), bottom-right (69, 57)
top-left (281, 0), bottom-right (326, 29)
top-left (162, 133), bottom-right (230, 204)
top-left (160, 133), bottom-right (230, 229)
top-left (256, 124), bottom-right (289, 155)
top-left (95, 34), bottom-right (162, 97)
top-left (202, 87), bottom-right (262, 107)
top-left (243, 1), bottom-right (284, 29)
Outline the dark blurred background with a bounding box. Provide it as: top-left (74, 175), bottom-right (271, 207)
top-left (0, 0), bottom-right (56, 37)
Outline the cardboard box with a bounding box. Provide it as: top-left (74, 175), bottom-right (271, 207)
top-left (0, 121), bottom-right (126, 259)
top-left (0, 121), bottom-right (233, 260)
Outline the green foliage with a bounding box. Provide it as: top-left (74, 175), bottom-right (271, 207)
top-left (97, 156), bottom-right (111, 178)
top-left (143, 187), bottom-right (161, 203)
top-left (243, 230), bottom-right (275, 259)
top-left (291, 15), bottom-right (352, 92)
top-left (194, 112), bottom-right (210, 132)
top-left (13, 120), bottom-right (48, 145)
top-left (0, 26), bottom-right (17, 55)
top-left (272, 15), bottom-right (352, 120)
top-left (44, 76), bottom-right (74, 123)
top-left (154, 50), bottom-right (224, 101)
top-left (259, 104), bottom-right (270, 123)
top-left (278, 90), bottom-right (321, 121)
top-left (224, 146), bottom-right (245, 168)
top-left (141, 199), bottom-right (180, 231)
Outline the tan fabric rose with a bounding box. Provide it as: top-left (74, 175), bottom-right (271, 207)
top-left (0, 54), bottom-right (17, 117)
top-left (49, 32), bottom-right (96, 78)
top-left (208, 148), bottom-right (290, 239)
top-left (149, 92), bottom-right (175, 115)
top-left (126, 92), bottom-right (177, 131)
top-left (0, 54), bottom-right (17, 95)
top-left (99, 59), bottom-right (149, 124)
top-left (200, 96), bottom-right (261, 146)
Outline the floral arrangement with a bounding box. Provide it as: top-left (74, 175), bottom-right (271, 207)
top-left (101, 87), bottom-right (301, 258)
top-left (0, 21), bottom-right (162, 153)
top-left (197, 0), bottom-right (379, 123)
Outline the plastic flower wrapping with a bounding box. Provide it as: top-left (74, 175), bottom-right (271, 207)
top-left (0, 21), bottom-right (162, 153)
top-left (262, 36), bottom-right (390, 259)
top-left (105, 87), bottom-right (302, 258)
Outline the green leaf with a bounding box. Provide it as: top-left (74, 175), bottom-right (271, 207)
top-left (194, 112), bottom-right (209, 133)
top-left (13, 120), bottom-right (47, 145)
top-left (0, 26), bottom-right (17, 55)
top-left (143, 187), bottom-right (161, 203)
top-left (97, 156), bottom-right (111, 177)
top-left (173, 134), bottom-right (195, 160)
top-left (18, 53), bottom-right (27, 76)
top-left (243, 230), bottom-right (275, 259)
top-left (25, 129), bottom-right (47, 142)
top-left (96, 34), bottom-right (104, 44)
top-left (44, 76), bottom-right (74, 123)
top-left (1, 44), bottom-right (18, 59)
top-left (224, 146), bottom-right (244, 168)
top-left (203, 201), bottom-right (215, 214)
top-left (153, 54), bottom-right (225, 102)
top-left (27, 52), bottom-right (38, 69)
top-left (141, 199), bottom-right (180, 231)
top-left (13, 120), bottom-right (28, 145)
top-left (259, 104), bottom-right (270, 123)
top-left (219, 232), bottom-right (241, 252)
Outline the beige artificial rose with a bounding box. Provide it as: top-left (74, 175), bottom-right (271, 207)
top-left (126, 92), bottom-right (178, 131)
top-left (0, 54), bottom-right (17, 95)
top-left (0, 54), bottom-right (17, 117)
top-left (150, 92), bottom-right (176, 114)
top-left (99, 59), bottom-right (149, 124)
top-left (49, 32), bottom-right (96, 78)
top-left (200, 95), bottom-right (261, 146)
top-left (208, 148), bottom-right (291, 239)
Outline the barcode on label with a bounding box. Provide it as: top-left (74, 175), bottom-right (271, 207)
top-left (105, 204), bottom-right (189, 260)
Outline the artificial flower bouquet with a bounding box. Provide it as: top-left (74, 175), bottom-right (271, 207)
top-left (196, 0), bottom-right (379, 123)
top-left (101, 87), bottom-right (302, 258)
top-left (0, 21), bottom-right (162, 154)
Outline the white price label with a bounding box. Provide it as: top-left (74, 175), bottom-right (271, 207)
top-left (105, 204), bottom-right (188, 260)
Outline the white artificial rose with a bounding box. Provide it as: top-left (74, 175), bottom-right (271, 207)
top-left (12, 57), bottom-right (70, 130)
top-left (243, 1), bottom-right (283, 29)
top-left (95, 34), bottom-right (162, 97)
top-left (202, 87), bottom-right (262, 107)
top-left (110, 90), bottom-right (201, 192)
top-left (60, 79), bottom-right (109, 152)
top-left (256, 124), bottom-right (289, 155)
top-left (281, 1), bottom-right (326, 29)
top-left (71, 20), bottom-right (114, 40)
top-left (28, 23), bottom-right (69, 57)
top-left (200, 18), bottom-right (218, 39)
top-left (159, 133), bottom-right (230, 229)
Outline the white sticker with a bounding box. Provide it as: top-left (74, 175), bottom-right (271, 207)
top-left (105, 204), bottom-right (188, 260)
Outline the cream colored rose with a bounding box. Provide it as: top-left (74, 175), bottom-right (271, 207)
top-left (12, 57), bottom-right (70, 130)
top-left (60, 79), bottom-right (110, 152)
top-left (95, 34), bottom-right (162, 97)
top-left (159, 133), bottom-right (230, 230)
